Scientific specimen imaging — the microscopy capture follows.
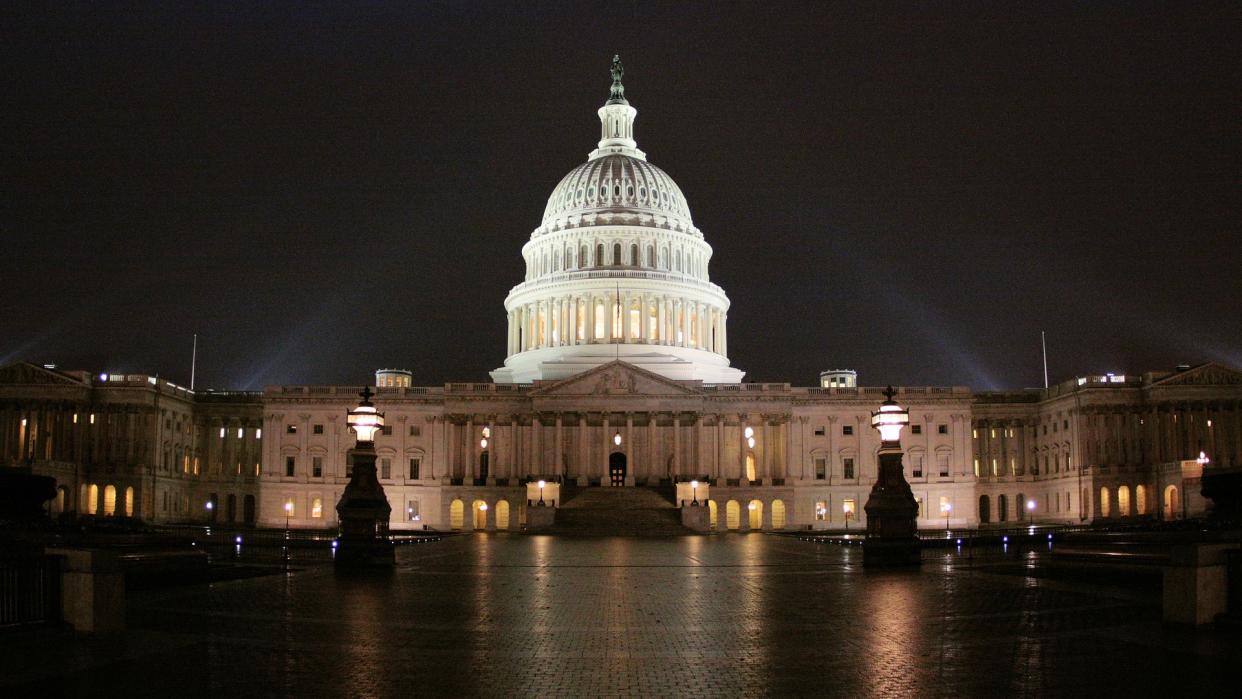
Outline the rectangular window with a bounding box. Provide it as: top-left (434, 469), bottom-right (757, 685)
top-left (843, 458), bottom-right (855, 479)
top-left (814, 458), bottom-right (826, 480)
top-left (236, 427), bottom-right (244, 439)
top-left (912, 455), bottom-right (923, 478)
top-left (407, 500), bottom-right (421, 521)
top-left (311, 498), bottom-right (323, 518)
top-left (813, 426), bottom-right (825, 436)
top-left (285, 456), bottom-right (295, 477)
top-left (312, 456), bottom-right (322, 478)
top-left (938, 424), bottom-right (948, 434)
top-left (972, 428), bottom-right (978, 439)
top-left (286, 424), bottom-right (297, 434)
top-left (409, 458), bottom-right (421, 480)
top-left (381, 458), bottom-right (391, 480)
top-left (842, 498), bottom-right (856, 520)
top-left (1063, 419), bottom-right (1069, 430)
top-left (313, 424), bottom-right (324, 435)
top-left (842, 425), bottom-right (853, 436)
top-left (912, 424), bottom-right (922, 435)
top-left (938, 454), bottom-right (949, 477)
top-left (409, 425), bottom-right (421, 437)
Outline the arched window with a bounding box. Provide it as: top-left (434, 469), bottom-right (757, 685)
top-left (748, 500), bottom-right (764, 529)
top-left (86, 484), bottom-right (98, 515)
top-left (725, 500), bottom-right (741, 530)
top-left (1099, 487), bottom-right (1111, 518)
top-left (449, 499), bottom-right (465, 530)
top-left (998, 494), bottom-right (1009, 522)
top-left (1135, 484), bottom-right (1147, 515)
top-left (630, 243), bottom-right (638, 266)
top-left (581, 245), bottom-right (589, 267)
top-left (978, 494), bottom-right (991, 523)
top-left (593, 300), bottom-right (606, 340)
top-left (495, 500), bottom-right (510, 530)
top-left (124, 486), bottom-right (134, 517)
top-left (103, 485), bottom-right (117, 516)
top-left (1118, 485), bottom-right (1131, 516)
top-left (596, 243), bottom-right (604, 267)
top-left (613, 243), bottom-right (622, 266)
top-left (675, 249), bottom-right (682, 271)
top-left (646, 245), bottom-right (654, 267)
top-left (745, 452), bottom-right (756, 481)
top-left (771, 500), bottom-right (786, 529)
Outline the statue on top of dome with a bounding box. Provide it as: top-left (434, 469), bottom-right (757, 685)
top-left (608, 54), bottom-right (626, 104)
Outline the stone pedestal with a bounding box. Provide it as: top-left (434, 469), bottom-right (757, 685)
top-left (335, 445), bottom-right (394, 567)
top-left (1163, 543), bottom-right (1239, 625)
top-left (526, 503), bottom-right (556, 531)
top-left (862, 447), bottom-right (921, 567)
top-left (680, 503), bottom-right (709, 531)
top-left (46, 548), bottom-right (124, 633)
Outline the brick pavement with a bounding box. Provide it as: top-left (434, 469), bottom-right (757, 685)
top-left (3, 534), bottom-right (1240, 697)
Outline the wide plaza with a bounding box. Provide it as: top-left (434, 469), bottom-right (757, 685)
top-left (3, 533), bottom-right (1238, 697)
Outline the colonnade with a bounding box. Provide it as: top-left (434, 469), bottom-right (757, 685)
top-left (506, 292), bottom-right (726, 356)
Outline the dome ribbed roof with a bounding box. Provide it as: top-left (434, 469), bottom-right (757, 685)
top-left (541, 154), bottom-right (693, 229)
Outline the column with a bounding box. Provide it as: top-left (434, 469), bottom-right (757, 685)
top-left (672, 414), bottom-right (681, 476)
top-left (622, 291), bottom-right (632, 342)
top-left (602, 413), bottom-right (610, 482)
top-left (625, 412), bottom-right (633, 484)
top-left (579, 414), bottom-right (589, 484)
top-left (694, 414), bottom-right (704, 477)
top-left (510, 415), bottom-right (520, 479)
top-left (649, 413), bottom-right (659, 478)
top-left (532, 414), bottom-right (541, 474)
top-left (715, 416), bottom-right (725, 480)
top-left (465, 416), bottom-right (475, 481)
top-left (555, 413), bottom-right (564, 478)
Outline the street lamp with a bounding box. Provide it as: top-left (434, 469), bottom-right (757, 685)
top-left (283, 500), bottom-right (292, 568)
top-left (690, 480), bottom-right (700, 506)
top-left (335, 386), bottom-right (394, 567)
top-left (862, 386), bottom-right (920, 567)
top-left (941, 501), bottom-right (952, 533)
top-left (1026, 499), bottom-right (1036, 517)
top-left (613, 430), bottom-right (622, 446)
top-left (537, 479), bottom-right (547, 506)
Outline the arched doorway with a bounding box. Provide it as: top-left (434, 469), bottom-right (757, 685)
top-left (745, 453), bottom-right (756, 481)
top-left (748, 500), bottom-right (763, 530)
top-left (978, 494), bottom-right (991, 524)
top-left (609, 452), bottom-right (627, 486)
top-left (54, 487), bottom-right (67, 514)
top-left (124, 487), bottom-right (134, 517)
top-left (708, 500), bottom-right (718, 529)
top-left (227, 493), bottom-right (237, 522)
top-left (1118, 486), bottom-right (1131, 516)
top-left (450, 499), bottom-right (465, 530)
top-left (771, 500), bottom-right (786, 529)
top-left (1016, 493), bottom-right (1026, 521)
top-left (998, 494), bottom-right (1009, 522)
top-left (1136, 485), bottom-right (1148, 515)
top-left (103, 485), bottom-right (117, 516)
top-left (1164, 485), bottom-right (1179, 519)
top-left (1100, 487), bottom-right (1111, 518)
top-left (243, 495), bottom-right (256, 524)
top-left (495, 500), bottom-right (510, 530)
top-left (479, 451), bottom-right (489, 483)
top-left (725, 500), bottom-right (740, 530)
top-left (472, 500), bottom-right (488, 529)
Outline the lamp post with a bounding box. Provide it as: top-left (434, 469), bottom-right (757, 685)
top-left (862, 386), bottom-right (921, 567)
top-left (283, 500), bottom-right (292, 568)
top-left (537, 479), bottom-right (546, 506)
top-left (942, 502), bottom-right (952, 533)
top-left (334, 386), bottom-right (394, 567)
top-left (1026, 499), bottom-right (1036, 521)
top-left (690, 480), bottom-right (699, 506)
top-left (1192, 451), bottom-right (1208, 520)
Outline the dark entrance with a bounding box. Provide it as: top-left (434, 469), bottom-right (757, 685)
top-left (609, 452), bottom-right (627, 486)
top-left (477, 452), bottom-right (489, 485)
top-left (243, 494), bottom-right (255, 524)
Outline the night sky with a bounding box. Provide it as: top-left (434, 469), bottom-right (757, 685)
top-left (3, 2), bottom-right (1238, 391)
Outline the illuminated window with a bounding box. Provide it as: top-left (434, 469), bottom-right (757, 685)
top-left (912, 455), bottom-right (923, 478)
top-left (973, 429), bottom-right (978, 439)
top-left (1118, 485), bottom-right (1131, 516)
top-left (236, 427), bottom-right (244, 439)
top-left (103, 485), bottom-right (117, 516)
top-left (814, 500), bottom-right (827, 521)
top-left (90, 414), bottom-right (96, 424)
top-left (407, 500), bottom-right (421, 521)
top-left (1099, 487), bottom-right (1111, 517)
top-left (842, 498), bottom-right (856, 520)
top-left (311, 498), bottom-right (322, 518)
top-left (409, 425), bottom-right (420, 436)
top-left (256, 428), bottom-right (262, 439)
top-left (973, 458), bottom-right (980, 476)
top-left (938, 454), bottom-right (950, 477)
top-left (1135, 485), bottom-right (1147, 515)
top-left (193, 457), bottom-right (199, 475)
top-left (285, 499), bottom-right (295, 517)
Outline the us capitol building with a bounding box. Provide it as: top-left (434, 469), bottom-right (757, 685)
top-left (3, 60), bottom-right (1240, 533)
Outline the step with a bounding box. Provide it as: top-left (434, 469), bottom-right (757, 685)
top-left (560, 487), bottom-right (674, 510)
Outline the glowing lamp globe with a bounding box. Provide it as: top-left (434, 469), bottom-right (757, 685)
top-left (870, 385), bottom-right (909, 443)
top-left (347, 386), bottom-right (385, 444)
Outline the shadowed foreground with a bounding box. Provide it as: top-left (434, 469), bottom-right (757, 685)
top-left (2, 534), bottom-right (1239, 697)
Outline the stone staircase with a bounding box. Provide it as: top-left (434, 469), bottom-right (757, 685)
top-left (548, 487), bottom-right (693, 536)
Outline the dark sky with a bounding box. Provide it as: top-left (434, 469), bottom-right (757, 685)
top-left (2, 1), bottom-right (1239, 391)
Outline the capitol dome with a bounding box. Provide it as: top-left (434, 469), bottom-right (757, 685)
top-left (541, 154), bottom-right (695, 233)
top-left (491, 57), bottom-right (744, 385)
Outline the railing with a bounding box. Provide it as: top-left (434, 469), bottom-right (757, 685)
top-left (0, 553), bottom-right (61, 628)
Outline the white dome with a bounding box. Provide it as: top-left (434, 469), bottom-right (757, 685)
top-left (541, 154), bottom-right (694, 230)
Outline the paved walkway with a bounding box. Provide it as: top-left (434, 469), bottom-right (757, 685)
top-left (3, 535), bottom-right (1240, 697)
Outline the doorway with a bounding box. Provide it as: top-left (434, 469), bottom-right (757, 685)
top-left (609, 452), bottom-right (627, 486)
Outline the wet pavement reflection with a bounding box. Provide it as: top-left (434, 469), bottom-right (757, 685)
top-left (3, 534), bottom-right (1239, 697)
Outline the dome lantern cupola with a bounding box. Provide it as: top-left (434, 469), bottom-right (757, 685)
top-left (590, 55), bottom-right (645, 162)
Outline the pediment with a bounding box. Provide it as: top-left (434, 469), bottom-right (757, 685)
top-left (0, 362), bottom-right (86, 387)
top-left (1151, 363), bottom-right (1242, 387)
top-left (529, 361), bottom-right (703, 397)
